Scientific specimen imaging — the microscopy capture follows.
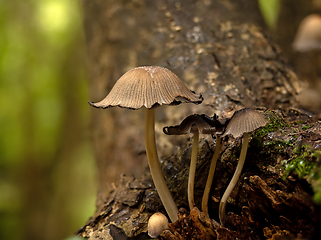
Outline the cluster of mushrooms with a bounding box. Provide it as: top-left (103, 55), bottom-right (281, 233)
top-left (89, 66), bottom-right (268, 238)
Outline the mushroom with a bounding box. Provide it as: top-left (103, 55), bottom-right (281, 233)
top-left (218, 108), bottom-right (268, 225)
top-left (163, 114), bottom-right (223, 211)
top-left (89, 66), bottom-right (203, 222)
top-left (292, 14), bottom-right (321, 52)
top-left (148, 212), bottom-right (169, 238)
top-left (292, 14), bottom-right (321, 113)
top-left (201, 118), bottom-right (228, 217)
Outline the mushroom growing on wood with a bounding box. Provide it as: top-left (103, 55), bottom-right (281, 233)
top-left (201, 117), bottom-right (228, 218)
top-left (89, 66), bottom-right (203, 222)
top-left (148, 212), bottom-right (169, 238)
top-left (218, 108), bottom-right (268, 225)
top-left (163, 114), bottom-right (223, 211)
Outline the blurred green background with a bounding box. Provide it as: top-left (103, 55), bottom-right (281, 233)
top-left (0, 0), bottom-right (97, 240)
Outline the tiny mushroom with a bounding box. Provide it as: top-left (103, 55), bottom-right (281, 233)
top-left (148, 212), bottom-right (169, 238)
top-left (163, 114), bottom-right (223, 211)
top-left (218, 108), bottom-right (268, 225)
top-left (89, 66), bottom-right (203, 222)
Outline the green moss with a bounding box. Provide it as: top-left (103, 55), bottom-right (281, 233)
top-left (308, 151), bottom-right (321, 204)
top-left (252, 138), bottom-right (293, 165)
top-left (249, 113), bottom-right (293, 163)
top-left (281, 145), bottom-right (317, 179)
top-left (264, 139), bottom-right (293, 148)
top-left (295, 120), bottom-right (304, 125)
top-left (281, 146), bottom-right (321, 205)
top-left (218, 112), bottom-right (293, 170)
top-left (254, 112), bottom-right (290, 139)
top-left (302, 125), bottom-right (312, 131)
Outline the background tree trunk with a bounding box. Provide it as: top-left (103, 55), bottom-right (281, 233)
top-left (83, 0), bottom-right (301, 203)
top-left (79, 0), bottom-right (319, 239)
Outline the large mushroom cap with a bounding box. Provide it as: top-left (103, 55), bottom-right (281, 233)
top-left (163, 114), bottom-right (224, 135)
top-left (222, 108), bottom-right (268, 138)
top-left (89, 66), bottom-right (203, 110)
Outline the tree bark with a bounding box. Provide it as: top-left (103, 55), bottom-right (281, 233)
top-left (78, 0), bottom-right (319, 239)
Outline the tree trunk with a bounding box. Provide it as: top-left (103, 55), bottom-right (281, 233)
top-left (78, 0), bottom-right (319, 239)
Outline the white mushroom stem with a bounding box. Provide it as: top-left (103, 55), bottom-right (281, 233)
top-left (145, 108), bottom-right (179, 222)
top-left (219, 132), bottom-right (250, 225)
top-left (188, 132), bottom-right (199, 210)
top-left (201, 136), bottom-right (221, 217)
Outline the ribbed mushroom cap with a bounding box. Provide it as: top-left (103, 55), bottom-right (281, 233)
top-left (222, 108), bottom-right (268, 138)
top-left (163, 114), bottom-right (224, 135)
top-left (89, 66), bottom-right (203, 110)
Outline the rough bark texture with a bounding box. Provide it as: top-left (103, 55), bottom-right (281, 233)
top-left (79, 0), bottom-right (320, 239)
top-left (78, 109), bottom-right (321, 239)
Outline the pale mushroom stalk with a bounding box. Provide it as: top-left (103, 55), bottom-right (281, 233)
top-left (145, 108), bottom-right (178, 222)
top-left (188, 132), bottom-right (199, 210)
top-left (219, 132), bottom-right (249, 224)
top-left (201, 136), bottom-right (221, 217)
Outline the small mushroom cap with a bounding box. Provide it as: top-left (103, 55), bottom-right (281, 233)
top-left (222, 108), bottom-right (268, 138)
top-left (148, 212), bottom-right (169, 238)
top-left (163, 114), bottom-right (224, 135)
top-left (89, 66), bottom-right (203, 110)
top-left (292, 14), bottom-right (321, 52)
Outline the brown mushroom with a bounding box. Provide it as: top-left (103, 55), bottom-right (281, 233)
top-left (163, 114), bottom-right (223, 212)
top-left (218, 108), bottom-right (268, 225)
top-left (89, 66), bottom-right (203, 222)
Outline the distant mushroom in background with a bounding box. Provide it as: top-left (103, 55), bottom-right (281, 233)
top-left (89, 66), bottom-right (203, 222)
top-left (292, 14), bottom-right (321, 115)
top-left (292, 14), bottom-right (321, 52)
top-left (218, 108), bottom-right (268, 225)
top-left (163, 114), bottom-right (223, 211)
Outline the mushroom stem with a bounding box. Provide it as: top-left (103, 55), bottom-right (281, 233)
top-left (188, 132), bottom-right (199, 210)
top-left (145, 108), bottom-right (178, 222)
top-left (219, 132), bottom-right (250, 225)
top-left (201, 136), bottom-right (221, 217)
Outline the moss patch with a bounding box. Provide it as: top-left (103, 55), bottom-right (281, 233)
top-left (281, 145), bottom-right (317, 179)
top-left (281, 145), bottom-right (321, 204)
top-left (248, 112), bottom-right (294, 165)
top-left (254, 111), bottom-right (290, 139)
